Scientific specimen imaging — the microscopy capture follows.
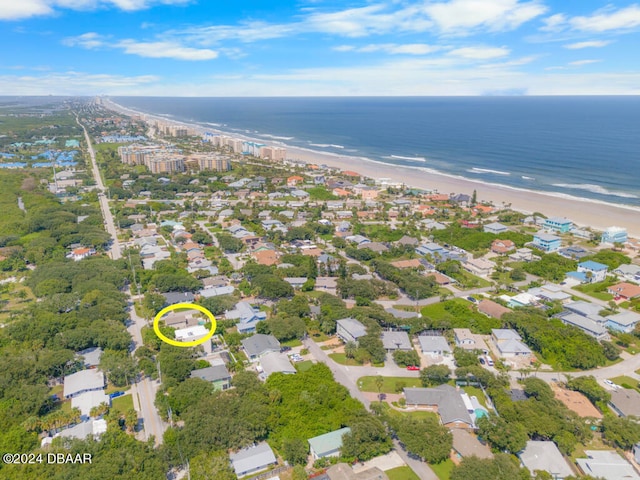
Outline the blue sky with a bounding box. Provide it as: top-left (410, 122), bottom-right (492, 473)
top-left (1, 0), bottom-right (639, 95)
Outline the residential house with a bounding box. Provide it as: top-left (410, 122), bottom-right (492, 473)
top-left (259, 351), bottom-right (296, 378)
top-left (52, 418), bottom-right (107, 442)
top-left (462, 257), bottom-right (495, 277)
top-left (162, 292), bottom-right (195, 305)
top-left (528, 284), bottom-right (572, 303)
top-left (324, 463), bottom-right (389, 480)
top-left (336, 318), bottom-right (367, 344)
top-left (241, 334), bottom-right (281, 361)
top-left (608, 282), bottom-right (640, 300)
top-left (613, 264), bottom-right (640, 283)
top-left (71, 390), bottom-right (111, 418)
top-left (287, 175), bottom-right (304, 187)
top-left (576, 260), bottom-right (609, 283)
top-left (558, 245), bottom-right (591, 260)
top-left (491, 329), bottom-right (532, 358)
top-left (175, 326), bottom-right (212, 353)
top-left (76, 347), bottom-right (103, 368)
top-left (63, 370), bottom-right (105, 399)
top-left (67, 247), bottom-right (97, 261)
top-left (557, 312), bottom-right (609, 340)
top-left (453, 328), bottom-right (488, 354)
top-left (308, 427), bottom-right (351, 460)
top-left (518, 441), bottom-right (574, 480)
top-left (284, 277), bottom-right (307, 289)
top-left (543, 216), bottom-right (573, 233)
top-left (190, 365), bottom-right (231, 391)
top-left (230, 442), bottom-right (277, 478)
top-left (225, 301), bottom-right (268, 334)
top-left (358, 241), bottom-right (389, 253)
top-left (315, 276), bottom-right (337, 292)
top-left (199, 285), bottom-right (235, 298)
top-left (483, 222), bottom-right (508, 234)
top-left (509, 247), bottom-right (534, 262)
top-left (418, 335), bottom-right (452, 356)
top-left (601, 226), bottom-right (628, 245)
top-left (491, 239), bottom-right (515, 254)
top-left (451, 429), bottom-right (493, 461)
top-left (477, 299), bottom-right (511, 319)
top-left (605, 311), bottom-right (640, 333)
top-left (609, 388), bottom-right (640, 417)
top-left (404, 385), bottom-right (475, 429)
top-left (252, 249), bottom-right (280, 266)
top-left (576, 450), bottom-right (640, 480)
top-left (532, 232), bottom-right (562, 252)
top-left (381, 331), bottom-right (412, 351)
top-left (426, 271), bottom-right (454, 285)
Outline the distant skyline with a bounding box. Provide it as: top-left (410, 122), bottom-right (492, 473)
top-left (2, 1), bottom-right (640, 96)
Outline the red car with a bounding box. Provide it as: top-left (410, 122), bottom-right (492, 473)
top-left (406, 365), bottom-right (420, 371)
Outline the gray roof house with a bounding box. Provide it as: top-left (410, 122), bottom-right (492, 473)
top-left (336, 318), bottom-right (367, 344)
top-left (491, 329), bottom-right (532, 357)
top-left (241, 334), bottom-right (281, 361)
top-left (381, 331), bottom-right (412, 351)
top-left (162, 291), bottom-right (195, 305)
top-left (404, 385), bottom-right (474, 428)
top-left (419, 335), bottom-right (452, 356)
top-left (76, 347), bottom-right (103, 368)
top-left (518, 440), bottom-right (574, 479)
top-left (230, 442), bottom-right (277, 478)
top-left (63, 369), bottom-right (105, 399)
top-left (259, 351), bottom-right (297, 378)
top-left (308, 427), bottom-right (351, 460)
top-left (190, 365), bottom-right (231, 391)
top-left (609, 388), bottom-right (640, 418)
top-left (576, 450), bottom-right (640, 480)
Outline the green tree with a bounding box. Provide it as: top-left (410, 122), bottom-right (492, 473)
top-left (99, 349), bottom-right (137, 387)
top-left (450, 453), bottom-right (530, 480)
top-left (601, 415), bottom-right (640, 449)
top-left (189, 451), bottom-right (236, 480)
top-left (420, 365), bottom-right (451, 386)
top-left (282, 438), bottom-right (309, 466)
top-left (477, 414), bottom-right (528, 454)
top-left (394, 416), bottom-right (452, 464)
top-left (341, 415), bottom-right (392, 462)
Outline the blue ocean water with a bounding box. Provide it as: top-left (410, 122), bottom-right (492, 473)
top-left (112, 96), bottom-right (640, 207)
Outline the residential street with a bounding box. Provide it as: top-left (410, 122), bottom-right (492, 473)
top-left (79, 116), bottom-right (167, 445)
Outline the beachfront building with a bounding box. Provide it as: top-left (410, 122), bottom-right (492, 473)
top-left (532, 232), bottom-right (562, 252)
top-left (601, 226), bottom-right (628, 245)
top-left (543, 217), bottom-right (573, 233)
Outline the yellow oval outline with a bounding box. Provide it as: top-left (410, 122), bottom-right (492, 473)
top-left (153, 302), bottom-right (217, 348)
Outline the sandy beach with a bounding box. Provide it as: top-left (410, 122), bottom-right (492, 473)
top-left (285, 145), bottom-right (640, 238)
top-left (107, 99), bottom-right (640, 238)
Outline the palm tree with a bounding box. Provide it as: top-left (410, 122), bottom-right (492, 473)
top-left (23, 416), bottom-right (41, 433)
top-left (124, 408), bottom-right (138, 434)
top-left (344, 341), bottom-right (357, 359)
top-left (375, 375), bottom-right (384, 402)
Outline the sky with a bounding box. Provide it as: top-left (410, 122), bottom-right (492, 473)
top-left (1, 0), bottom-right (640, 96)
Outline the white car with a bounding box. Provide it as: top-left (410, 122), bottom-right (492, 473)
top-left (604, 379), bottom-right (619, 389)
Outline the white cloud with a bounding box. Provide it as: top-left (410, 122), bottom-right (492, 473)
top-left (423, 0), bottom-right (547, 34)
top-left (64, 32), bottom-right (218, 60)
top-left (448, 46), bottom-right (510, 60)
top-left (0, 0), bottom-right (53, 20)
top-left (0, 71), bottom-right (158, 94)
top-left (0, 0), bottom-right (190, 20)
top-left (568, 59), bottom-right (601, 66)
top-left (570, 4), bottom-right (640, 33)
top-left (335, 43), bottom-right (441, 55)
top-left (117, 40), bottom-right (218, 60)
top-left (540, 5), bottom-right (640, 34)
top-left (564, 40), bottom-right (612, 49)
top-left (62, 32), bottom-right (106, 49)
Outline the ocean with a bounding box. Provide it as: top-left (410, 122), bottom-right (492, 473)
top-left (112, 96), bottom-right (640, 207)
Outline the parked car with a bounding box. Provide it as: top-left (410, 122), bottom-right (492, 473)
top-left (604, 380), bottom-right (618, 389)
top-left (406, 365), bottom-right (420, 371)
top-left (466, 296), bottom-right (478, 303)
top-left (109, 391), bottom-right (125, 399)
top-left (486, 357), bottom-right (494, 367)
top-left (479, 357), bottom-right (486, 365)
top-left (280, 346), bottom-right (292, 352)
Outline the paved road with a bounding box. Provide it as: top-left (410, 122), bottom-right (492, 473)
top-left (77, 116), bottom-right (166, 445)
top-left (304, 339), bottom-right (437, 480)
top-left (77, 116), bottom-right (122, 260)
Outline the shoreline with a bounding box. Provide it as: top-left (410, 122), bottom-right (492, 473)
top-left (105, 99), bottom-right (640, 238)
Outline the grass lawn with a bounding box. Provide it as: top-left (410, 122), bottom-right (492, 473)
top-left (105, 383), bottom-right (130, 395)
top-left (111, 394), bottom-right (134, 415)
top-left (49, 384), bottom-right (63, 397)
top-left (295, 360), bottom-right (313, 372)
top-left (310, 331), bottom-right (331, 342)
top-left (609, 375), bottom-right (639, 390)
top-left (281, 338), bottom-right (302, 348)
top-left (429, 459), bottom-right (455, 480)
top-left (329, 353), bottom-right (364, 366)
top-left (386, 466), bottom-right (420, 480)
top-left (462, 386), bottom-right (488, 408)
top-left (575, 280), bottom-right (616, 301)
top-left (357, 376), bottom-right (422, 393)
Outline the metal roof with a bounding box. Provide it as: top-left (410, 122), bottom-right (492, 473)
top-left (308, 427), bottom-right (351, 457)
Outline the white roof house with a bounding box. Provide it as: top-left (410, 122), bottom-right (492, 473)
top-left (71, 390), bottom-right (111, 417)
top-left (230, 442), bottom-right (277, 478)
top-left (381, 331), bottom-right (412, 351)
top-left (259, 352), bottom-right (296, 378)
top-left (519, 441), bottom-right (574, 479)
top-left (336, 318), bottom-right (367, 344)
top-left (576, 450), bottom-right (640, 480)
top-left (63, 369), bottom-right (105, 399)
top-left (54, 418), bottom-right (107, 441)
top-left (419, 335), bottom-right (452, 355)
